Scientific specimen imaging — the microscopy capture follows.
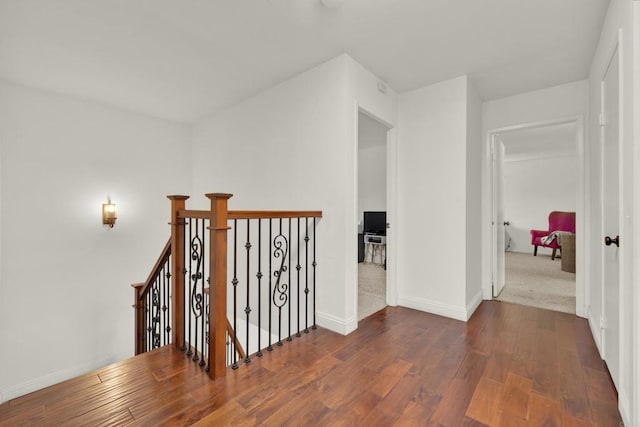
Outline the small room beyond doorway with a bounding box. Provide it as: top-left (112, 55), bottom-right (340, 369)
top-left (357, 112), bottom-right (388, 321)
top-left (495, 122), bottom-right (578, 314)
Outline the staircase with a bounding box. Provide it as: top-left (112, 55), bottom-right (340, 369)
top-left (132, 193), bottom-right (322, 379)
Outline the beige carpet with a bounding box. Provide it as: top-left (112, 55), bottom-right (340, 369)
top-left (497, 251), bottom-right (576, 314)
top-left (358, 263), bottom-right (386, 321)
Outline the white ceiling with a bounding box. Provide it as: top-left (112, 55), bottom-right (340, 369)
top-left (0, 0), bottom-right (610, 123)
top-left (501, 122), bottom-right (577, 161)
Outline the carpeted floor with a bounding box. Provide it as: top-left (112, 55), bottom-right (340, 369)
top-left (497, 251), bottom-right (576, 314)
top-left (358, 263), bottom-right (386, 321)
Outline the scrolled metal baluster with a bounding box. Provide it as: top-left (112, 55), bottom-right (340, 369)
top-left (199, 218), bottom-right (206, 367)
top-left (273, 218), bottom-right (289, 347)
top-left (151, 280), bottom-right (161, 349)
top-left (189, 220), bottom-right (205, 363)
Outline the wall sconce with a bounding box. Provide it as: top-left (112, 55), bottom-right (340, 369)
top-left (102, 198), bottom-right (117, 228)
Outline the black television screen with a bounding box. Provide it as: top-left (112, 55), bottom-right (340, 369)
top-left (364, 211), bottom-right (386, 235)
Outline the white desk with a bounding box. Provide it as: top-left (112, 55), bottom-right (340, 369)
top-left (364, 234), bottom-right (386, 265)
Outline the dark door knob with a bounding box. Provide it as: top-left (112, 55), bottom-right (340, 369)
top-left (503, 221), bottom-right (510, 226)
top-left (604, 235), bottom-right (619, 247)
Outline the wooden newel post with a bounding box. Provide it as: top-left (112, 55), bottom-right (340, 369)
top-left (206, 193), bottom-right (232, 379)
top-left (168, 195), bottom-right (189, 350)
top-left (132, 283), bottom-right (145, 355)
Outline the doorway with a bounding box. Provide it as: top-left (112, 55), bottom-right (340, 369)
top-left (357, 111), bottom-right (389, 321)
top-left (492, 123), bottom-right (578, 314)
top-left (486, 116), bottom-right (588, 317)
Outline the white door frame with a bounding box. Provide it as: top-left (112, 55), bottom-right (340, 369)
top-left (633, 1), bottom-right (640, 421)
top-left (598, 33), bottom-right (623, 392)
top-left (485, 115), bottom-right (587, 317)
top-left (352, 106), bottom-right (398, 327)
top-left (491, 135), bottom-right (506, 297)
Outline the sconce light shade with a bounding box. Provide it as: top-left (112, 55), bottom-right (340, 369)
top-left (102, 199), bottom-right (117, 228)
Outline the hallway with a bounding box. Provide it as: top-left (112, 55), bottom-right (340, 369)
top-left (0, 301), bottom-right (621, 425)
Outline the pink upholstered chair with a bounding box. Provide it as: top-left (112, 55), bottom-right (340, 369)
top-left (530, 211), bottom-right (576, 260)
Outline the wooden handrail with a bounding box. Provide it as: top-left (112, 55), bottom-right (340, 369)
top-left (135, 238), bottom-right (172, 299)
top-left (226, 319), bottom-right (246, 361)
top-left (205, 286), bottom-right (246, 362)
top-left (179, 209), bottom-right (323, 220)
top-left (178, 209), bottom-right (212, 219)
top-left (228, 210), bottom-right (323, 219)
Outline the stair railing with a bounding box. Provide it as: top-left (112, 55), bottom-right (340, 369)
top-left (132, 193), bottom-right (322, 380)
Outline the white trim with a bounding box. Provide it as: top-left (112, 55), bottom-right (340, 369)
top-left (485, 115), bottom-right (587, 318)
top-left (316, 311), bottom-right (357, 335)
top-left (466, 290), bottom-right (483, 320)
top-left (398, 295), bottom-right (468, 322)
top-left (633, 2), bottom-right (640, 423)
top-left (598, 29), bottom-right (623, 394)
top-left (587, 305), bottom-right (603, 356)
top-left (386, 127), bottom-right (398, 307)
top-left (0, 356), bottom-right (115, 403)
top-left (619, 392), bottom-right (632, 427)
top-left (503, 152), bottom-right (577, 163)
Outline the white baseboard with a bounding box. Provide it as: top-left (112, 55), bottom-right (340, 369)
top-left (466, 290), bottom-right (484, 320)
top-left (619, 391), bottom-right (631, 427)
top-left (0, 356), bottom-right (115, 404)
top-left (316, 311), bottom-right (357, 335)
top-left (586, 306), bottom-right (603, 357)
top-left (398, 295), bottom-right (467, 321)
top-left (482, 285), bottom-right (493, 300)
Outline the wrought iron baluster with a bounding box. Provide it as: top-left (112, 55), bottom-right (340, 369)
top-left (181, 221), bottom-right (187, 352)
top-left (186, 219), bottom-right (205, 364)
top-left (187, 220), bottom-right (193, 357)
top-left (312, 218), bottom-right (317, 329)
top-left (287, 218), bottom-right (292, 342)
top-left (296, 218), bottom-right (301, 338)
top-left (273, 218), bottom-right (288, 347)
top-left (145, 291), bottom-right (150, 351)
top-left (268, 219), bottom-right (273, 352)
top-left (167, 256), bottom-right (172, 343)
top-left (257, 219), bottom-right (263, 357)
top-left (232, 219), bottom-right (238, 369)
top-left (244, 219), bottom-right (251, 364)
top-left (304, 217), bottom-right (309, 333)
top-left (199, 218), bottom-right (206, 367)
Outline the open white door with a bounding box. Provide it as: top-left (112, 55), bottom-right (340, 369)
top-left (492, 136), bottom-right (506, 297)
top-left (601, 46), bottom-right (620, 390)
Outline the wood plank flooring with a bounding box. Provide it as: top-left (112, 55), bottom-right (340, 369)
top-left (0, 301), bottom-right (623, 426)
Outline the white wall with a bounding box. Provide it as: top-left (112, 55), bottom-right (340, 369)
top-left (466, 81), bottom-right (483, 313)
top-left (358, 145), bottom-right (386, 225)
top-left (588, 0), bottom-right (636, 423)
top-left (397, 76), bottom-right (470, 319)
top-left (503, 155), bottom-right (578, 253)
top-left (358, 114), bottom-right (387, 228)
top-left (481, 81), bottom-right (589, 302)
top-left (191, 54), bottom-right (397, 335)
top-left (0, 81), bottom-right (192, 402)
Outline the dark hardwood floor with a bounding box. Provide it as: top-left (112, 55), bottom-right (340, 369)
top-left (0, 301), bottom-right (622, 426)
